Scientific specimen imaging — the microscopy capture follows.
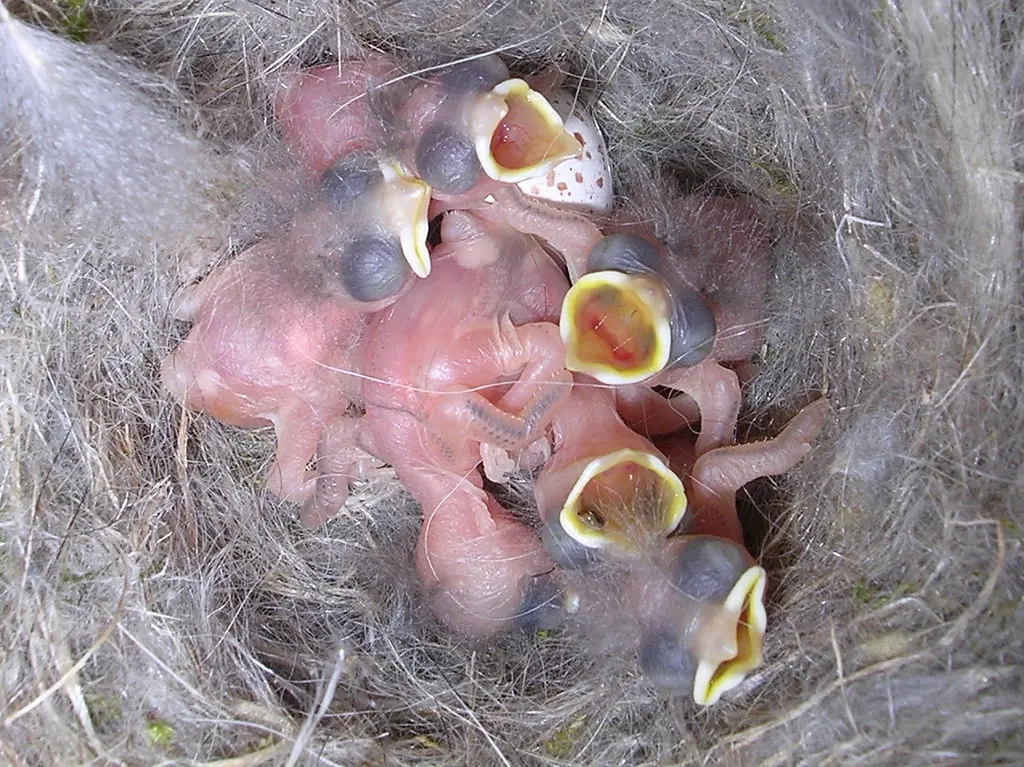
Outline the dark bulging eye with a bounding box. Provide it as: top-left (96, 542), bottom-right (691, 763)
top-left (515, 574), bottom-right (566, 632)
top-left (415, 123), bottom-right (481, 195)
top-left (540, 510), bottom-right (598, 570)
top-left (339, 234), bottom-right (409, 303)
top-left (670, 536), bottom-right (748, 603)
top-left (638, 626), bottom-right (697, 696)
top-left (321, 153), bottom-right (381, 210)
top-left (439, 55), bottom-right (510, 93)
top-left (586, 234), bottom-right (663, 275)
top-left (666, 286), bottom-right (716, 368)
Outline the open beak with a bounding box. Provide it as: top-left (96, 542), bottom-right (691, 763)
top-left (376, 162), bottom-right (432, 278)
top-left (464, 78), bottom-right (583, 183)
top-left (690, 564), bottom-right (767, 705)
top-left (560, 270), bottom-right (673, 384)
top-left (558, 449), bottom-right (687, 551)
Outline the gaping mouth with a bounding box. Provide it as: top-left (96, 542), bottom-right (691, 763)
top-left (559, 449), bottom-right (687, 550)
top-left (691, 566), bottom-right (768, 706)
top-left (375, 161), bottom-right (432, 278)
top-left (560, 271), bottom-right (672, 384)
top-left (466, 79), bottom-right (582, 183)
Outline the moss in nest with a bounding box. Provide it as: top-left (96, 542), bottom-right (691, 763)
top-left (864, 276), bottom-right (897, 333)
top-left (144, 716), bottom-right (175, 747)
top-left (542, 715), bottom-right (587, 758)
top-left (851, 578), bottom-right (875, 604)
top-left (853, 578), bottom-right (915, 607)
top-left (139, 555), bottom-right (167, 581)
top-left (995, 600), bottom-right (1019, 619)
top-left (1004, 518), bottom-right (1023, 546)
top-left (59, 565), bottom-right (110, 584)
top-left (857, 631), bottom-right (916, 662)
top-left (752, 161), bottom-right (797, 197)
top-left (83, 692), bottom-right (122, 731)
top-left (729, 4), bottom-right (788, 53)
top-left (60, 0), bottom-right (90, 42)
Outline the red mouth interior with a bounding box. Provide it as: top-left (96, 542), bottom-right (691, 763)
top-left (490, 94), bottom-right (562, 170)
top-left (571, 284), bottom-right (658, 369)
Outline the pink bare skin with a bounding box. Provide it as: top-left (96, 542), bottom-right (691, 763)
top-left (164, 54), bottom-right (440, 527)
top-left (614, 383), bottom-right (700, 441)
top-left (532, 385), bottom-right (826, 701)
top-left (161, 237), bottom-right (369, 527)
top-left (628, 195), bottom-right (770, 454)
top-left (485, 185), bottom-right (604, 280)
top-left (360, 407), bottom-right (561, 636)
top-left (658, 399), bottom-right (828, 544)
top-left (357, 210), bottom-right (572, 634)
top-left (360, 208), bottom-right (570, 472)
top-left (487, 186), bottom-right (771, 454)
top-left (531, 379), bottom-right (739, 698)
top-left (533, 381), bottom-right (671, 523)
top-left (275, 55), bottom-right (406, 175)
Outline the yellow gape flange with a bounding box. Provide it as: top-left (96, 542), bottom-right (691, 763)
top-left (691, 565), bottom-right (768, 706)
top-left (559, 449), bottom-right (687, 550)
top-left (376, 161), bottom-right (432, 278)
top-left (464, 78), bottom-right (582, 183)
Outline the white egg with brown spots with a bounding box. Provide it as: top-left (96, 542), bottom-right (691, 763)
top-left (517, 90), bottom-right (614, 213)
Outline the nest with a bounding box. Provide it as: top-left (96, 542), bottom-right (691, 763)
top-left (1, 0), bottom-right (1021, 764)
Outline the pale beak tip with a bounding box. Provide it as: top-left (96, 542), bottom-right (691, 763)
top-left (394, 174), bottom-right (433, 280)
top-left (410, 248), bottom-right (431, 278)
top-left (692, 566), bottom-right (768, 706)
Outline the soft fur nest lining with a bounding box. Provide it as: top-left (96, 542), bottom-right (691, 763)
top-left (1, 1), bottom-right (1021, 765)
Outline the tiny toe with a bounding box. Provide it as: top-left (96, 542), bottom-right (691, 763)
top-left (169, 279), bottom-right (212, 321)
top-left (480, 443), bottom-right (516, 483)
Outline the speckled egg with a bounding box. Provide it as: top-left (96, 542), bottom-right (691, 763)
top-left (516, 90), bottom-right (614, 213)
